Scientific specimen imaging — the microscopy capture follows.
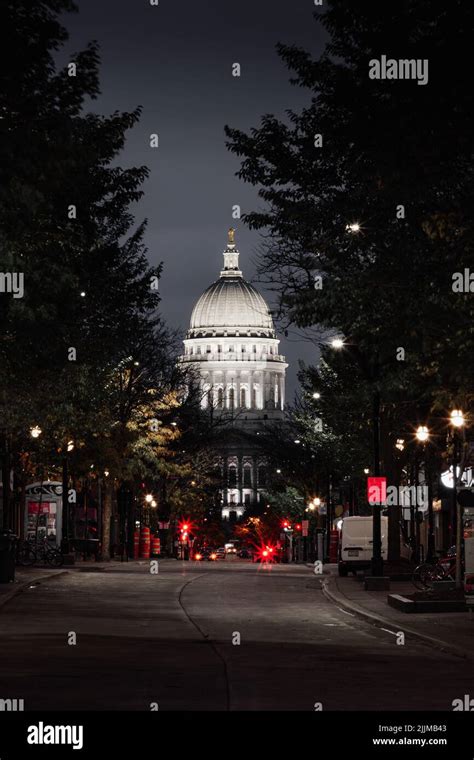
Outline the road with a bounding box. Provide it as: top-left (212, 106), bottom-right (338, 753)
top-left (0, 560), bottom-right (472, 711)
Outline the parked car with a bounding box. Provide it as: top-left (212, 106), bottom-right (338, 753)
top-left (215, 547), bottom-right (226, 560)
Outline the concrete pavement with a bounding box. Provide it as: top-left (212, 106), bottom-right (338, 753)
top-left (0, 559), bottom-right (473, 710)
top-left (322, 566), bottom-right (474, 660)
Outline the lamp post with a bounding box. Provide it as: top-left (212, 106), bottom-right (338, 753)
top-left (415, 426), bottom-right (435, 562)
top-left (450, 410), bottom-right (465, 589)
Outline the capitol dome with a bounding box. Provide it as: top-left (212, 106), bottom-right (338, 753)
top-left (181, 229), bottom-right (288, 522)
top-left (187, 229), bottom-right (275, 339)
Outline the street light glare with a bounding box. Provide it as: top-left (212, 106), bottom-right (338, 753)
top-left (346, 222), bottom-right (361, 233)
top-left (331, 337), bottom-right (344, 349)
top-left (30, 426), bottom-right (42, 438)
top-left (416, 425), bottom-right (430, 442)
top-left (450, 409), bottom-right (465, 428)
top-left (312, 392), bottom-right (321, 399)
top-left (145, 493), bottom-right (153, 503)
top-left (395, 438), bottom-right (405, 451)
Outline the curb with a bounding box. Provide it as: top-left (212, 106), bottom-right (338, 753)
top-left (321, 575), bottom-right (472, 662)
top-left (0, 570), bottom-right (69, 610)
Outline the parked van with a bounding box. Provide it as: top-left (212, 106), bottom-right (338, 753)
top-left (338, 516), bottom-right (388, 576)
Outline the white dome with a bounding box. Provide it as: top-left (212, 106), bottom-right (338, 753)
top-left (187, 231), bottom-right (275, 338)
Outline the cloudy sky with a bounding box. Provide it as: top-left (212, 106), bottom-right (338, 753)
top-left (64, 0), bottom-right (327, 395)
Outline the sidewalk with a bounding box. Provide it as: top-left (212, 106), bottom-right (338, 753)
top-left (321, 565), bottom-right (474, 660)
top-left (0, 567), bottom-right (69, 609)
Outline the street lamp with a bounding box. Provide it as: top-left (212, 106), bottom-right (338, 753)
top-left (449, 409), bottom-right (466, 588)
top-left (145, 493), bottom-right (153, 504)
top-left (312, 392), bottom-right (321, 400)
top-left (331, 337), bottom-right (344, 350)
top-left (450, 409), bottom-right (465, 428)
top-left (363, 468), bottom-right (370, 475)
top-left (415, 426), bottom-right (429, 443)
top-left (395, 438), bottom-right (405, 451)
top-left (346, 222), bottom-right (361, 233)
top-left (414, 425), bottom-right (434, 561)
top-left (30, 426), bottom-right (42, 438)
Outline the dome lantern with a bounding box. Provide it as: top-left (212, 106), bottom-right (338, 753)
top-left (221, 227), bottom-right (242, 277)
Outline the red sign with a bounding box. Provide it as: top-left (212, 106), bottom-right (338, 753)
top-left (367, 477), bottom-right (387, 505)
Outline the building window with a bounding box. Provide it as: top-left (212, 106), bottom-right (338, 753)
top-left (229, 387), bottom-right (235, 408)
top-left (217, 387), bottom-right (224, 408)
top-left (251, 385), bottom-right (257, 408)
top-left (258, 465), bottom-right (266, 486)
top-left (244, 493), bottom-right (251, 505)
top-left (229, 345), bottom-right (234, 352)
top-left (206, 345), bottom-right (211, 353)
top-left (217, 345), bottom-right (222, 353)
top-left (243, 467), bottom-right (252, 487)
top-left (229, 467), bottom-right (237, 487)
top-left (240, 387), bottom-right (246, 408)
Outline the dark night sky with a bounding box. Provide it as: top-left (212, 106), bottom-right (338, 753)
top-left (63, 0), bottom-right (327, 396)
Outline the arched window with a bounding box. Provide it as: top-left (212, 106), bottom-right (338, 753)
top-left (258, 466), bottom-right (266, 486)
top-left (229, 467), bottom-right (237, 487)
top-left (217, 387), bottom-right (224, 409)
top-left (229, 387), bottom-right (235, 408)
top-left (243, 466), bottom-right (252, 487)
top-left (240, 387), bottom-right (246, 408)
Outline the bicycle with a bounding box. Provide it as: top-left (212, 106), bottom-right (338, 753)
top-left (16, 538), bottom-right (64, 567)
top-left (412, 546), bottom-right (457, 590)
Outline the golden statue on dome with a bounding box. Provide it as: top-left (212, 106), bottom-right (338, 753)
top-left (228, 227), bottom-right (235, 244)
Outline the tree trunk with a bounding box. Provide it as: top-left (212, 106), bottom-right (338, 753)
top-left (101, 480), bottom-right (113, 560)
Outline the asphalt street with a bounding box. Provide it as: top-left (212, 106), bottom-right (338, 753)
top-left (0, 560), bottom-right (472, 711)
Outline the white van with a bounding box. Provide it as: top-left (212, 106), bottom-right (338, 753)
top-left (338, 516), bottom-right (388, 576)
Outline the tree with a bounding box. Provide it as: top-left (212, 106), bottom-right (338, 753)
top-left (225, 0), bottom-right (474, 560)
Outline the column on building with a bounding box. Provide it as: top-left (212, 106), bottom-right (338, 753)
top-left (236, 371), bottom-right (241, 410)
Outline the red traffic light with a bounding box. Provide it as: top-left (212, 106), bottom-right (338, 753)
top-left (295, 523), bottom-right (301, 531)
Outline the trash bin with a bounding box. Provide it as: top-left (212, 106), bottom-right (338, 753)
top-left (0, 530), bottom-right (17, 583)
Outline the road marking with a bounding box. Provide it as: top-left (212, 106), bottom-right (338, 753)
top-left (381, 627), bottom-right (399, 637)
top-left (337, 607), bottom-right (355, 617)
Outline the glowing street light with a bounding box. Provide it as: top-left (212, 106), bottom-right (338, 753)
top-left (450, 409), bottom-right (465, 428)
top-left (67, 440), bottom-right (74, 452)
top-left (312, 392), bottom-right (321, 399)
top-left (364, 468), bottom-right (370, 475)
top-left (395, 438), bottom-right (405, 451)
top-left (346, 222), bottom-right (361, 233)
top-left (145, 493), bottom-right (153, 504)
top-left (331, 337), bottom-right (344, 350)
top-left (30, 426), bottom-right (42, 438)
top-left (415, 426), bottom-right (429, 443)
